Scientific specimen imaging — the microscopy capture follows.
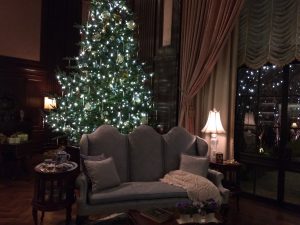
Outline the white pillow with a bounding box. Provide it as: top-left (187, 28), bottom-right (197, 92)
top-left (84, 157), bottom-right (121, 192)
top-left (179, 154), bottom-right (209, 177)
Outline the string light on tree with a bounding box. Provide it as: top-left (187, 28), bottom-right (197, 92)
top-left (46, 0), bottom-right (153, 144)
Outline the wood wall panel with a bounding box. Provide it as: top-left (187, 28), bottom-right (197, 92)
top-left (0, 60), bottom-right (47, 152)
top-left (41, 0), bottom-right (82, 95)
top-left (129, 0), bottom-right (181, 133)
top-left (132, 0), bottom-right (157, 62)
top-left (0, 0), bottom-right (81, 152)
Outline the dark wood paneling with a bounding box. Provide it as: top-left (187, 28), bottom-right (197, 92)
top-left (0, 62), bottom-right (47, 152)
top-left (41, 0), bottom-right (82, 95)
top-left (130, 0), bottom-right (181, 132)
top-left (131, 0), bottom-right (158, 63)
top-left (0, 0), bottom-right (82, 152)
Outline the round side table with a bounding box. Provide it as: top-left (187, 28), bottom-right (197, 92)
top-left (31, 161), bottom-right (78, 225)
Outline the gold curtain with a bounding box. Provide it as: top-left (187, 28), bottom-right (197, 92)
top-left (194, 26), bottom-right (239, 160)
top-left (239, 0), bottom-right (300, 68)
top-left (178, 0), bottom-right (244, 132)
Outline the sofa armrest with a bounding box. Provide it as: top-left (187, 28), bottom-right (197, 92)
top-left (76, 172), bottom-right (89, 204)
top-left (207, 169), bottom-right (230, 204)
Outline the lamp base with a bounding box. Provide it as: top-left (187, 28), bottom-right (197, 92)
top-left (210, 133), bottom-right (218, 162)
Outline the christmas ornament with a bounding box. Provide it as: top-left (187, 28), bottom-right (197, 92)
top-left (116, 54), bottom-right (124, 64)
top-left (93, 33), bottom-right (101, 41)
top-left (101, 11), bottom-right (110, 19)
top-left (84, 102), bottom-right (92, 111)
top-left (121, 71), bottom-right (128, 78)
top-left (133, 94), bottom-right (141, 103)
top-left (114, 13), bottom-right (122, 22)
top-left (127, 20), bottom-right (136, 30)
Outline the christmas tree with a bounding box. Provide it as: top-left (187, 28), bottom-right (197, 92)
top-left (46, 0), bottom-right (153, 144)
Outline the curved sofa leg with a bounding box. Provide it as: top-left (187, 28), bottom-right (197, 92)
top-left (220, 203), bottom-right (229, 224)
top-left (76, 215), bottom-right (88, 225)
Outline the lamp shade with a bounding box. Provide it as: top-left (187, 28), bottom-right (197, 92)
top-left (201, 109), bottom-right (225, 134)
top-left (44, 97), bottom-right (57, 110)
top-left (244, 112), bottom-right (255, 126)
top-left (291, 122), bottom-right (298, 128)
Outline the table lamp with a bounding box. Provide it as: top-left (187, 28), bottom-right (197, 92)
top-left (202, 109), bottom-right (225, 162)
top-left (44, 97), bottom-right (57, 110)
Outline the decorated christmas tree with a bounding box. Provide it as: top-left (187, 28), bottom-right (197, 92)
top-left (46, 0), bottom-right (153, 144)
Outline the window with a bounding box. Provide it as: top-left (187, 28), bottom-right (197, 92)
top-left (235, 62), bottom-right (300, 205)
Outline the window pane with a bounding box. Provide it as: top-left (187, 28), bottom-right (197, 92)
top-left (256, 97), bottom-right (281, 156)
top-left (240, 164), bottom-right (255, 194)
top-left (288, 64), bottom-right (300, 161)
top-left (289, 64), bottom-right (300, 96)
top-left (284, 171), bottom-right (300, 205)
top-left (237, 67), bottom-right (258, 96)
top-left (255, 167), bottom-right (278, 199)
top-left (259, 65), bottom-right (283, 97)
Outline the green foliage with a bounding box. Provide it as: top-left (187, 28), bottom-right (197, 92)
top-left (46, 0), bottom-right (153, 144)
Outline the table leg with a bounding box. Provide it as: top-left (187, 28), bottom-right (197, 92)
top-left (32, 208), bottom-right (38, 225)
top-left (40, 211), bottom-right (45, 225)
top-left (66, 205), bottom-right (72, 225)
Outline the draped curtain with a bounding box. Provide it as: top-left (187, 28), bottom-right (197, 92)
top-left (179, 0), bottom-right (244, 132)
top-left (239, 0), bottom-right (300, 68)
top-left (194, 27), bottom-right (239, 160)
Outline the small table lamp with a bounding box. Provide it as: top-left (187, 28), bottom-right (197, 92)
top-left (44, 97), bottom-right (57, 110)
top-left (202, 109), bottom-right (225, 162)
top-left (43, 97), bottom-right (56, 128)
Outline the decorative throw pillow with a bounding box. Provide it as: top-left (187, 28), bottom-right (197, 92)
top-left (179, 154), bottom-right (209, 177)
top-left (80, 153), bottom-right (106, 177)
top-left (84, 157), bottom-right (121, 192)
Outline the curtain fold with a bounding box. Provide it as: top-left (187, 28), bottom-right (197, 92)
top-left (239, 0), bottom-right (300, 68)
top-left (195, 26), bottom-right (239, 160)
top-left (179, 0), bottom-right (244, 132)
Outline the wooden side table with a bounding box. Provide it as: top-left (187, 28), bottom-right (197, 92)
top-left (209, 161), bottom-right (241, 210)
top-left (31, 161), bottom-right (78, 225)
top-left (0, 141), bottom-right (32, 178)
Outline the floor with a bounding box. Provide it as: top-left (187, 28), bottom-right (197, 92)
top-left (0, 154), bottom-right (300, 225)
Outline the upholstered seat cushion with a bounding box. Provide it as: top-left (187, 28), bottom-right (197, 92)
top-left (84, 157), bottom-right (121, 192)
top-left (88, 181), bottom-right (188, 205)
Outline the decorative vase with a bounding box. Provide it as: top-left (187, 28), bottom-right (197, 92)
top-left (192, 212), bottom-right (220, 224)
top-left (177, 214), bottom-right (193, 224)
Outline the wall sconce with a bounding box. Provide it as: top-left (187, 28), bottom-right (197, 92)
top-left (202, 109), bottom-right (226, 162)
top-left (44, 97), bottom-right (57, 110)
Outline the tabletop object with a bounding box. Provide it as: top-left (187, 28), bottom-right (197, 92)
top-left (31, 161), bottom-right (78, 225)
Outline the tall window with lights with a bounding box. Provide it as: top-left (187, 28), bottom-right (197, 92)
top-left (235, 62), bottom-right (300, 206)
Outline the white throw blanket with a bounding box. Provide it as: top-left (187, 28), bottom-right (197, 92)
top-left (160, 170), bottom-right (222, 204)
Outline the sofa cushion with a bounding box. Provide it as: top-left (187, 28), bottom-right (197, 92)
top-left (179, 154), bottom-right (209, 177)
top-left (80, 153), bottom-right (106, 181)
top-left (88, 181), bottom-right (188, 205)
top-left (128, 125), bottom-right (164, 181)
top-left (84, 157), bottom-right (121, 192)
top-left (163, 127), bottom-right (198, 173)
top-left (81, 125), bottom-right (129, 182)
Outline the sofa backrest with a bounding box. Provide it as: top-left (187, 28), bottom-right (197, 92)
top-left (163, 127), bottom-right (198, 173)
top-left (80, 125), bottom-right (129, 182)
top-left (128, 125), bottom-right (164, 181)
top-left (79, 125), bottom-right (208, 182)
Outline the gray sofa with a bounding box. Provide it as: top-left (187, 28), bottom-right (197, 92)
top-left (76, 125), bottom-right (229, 224)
